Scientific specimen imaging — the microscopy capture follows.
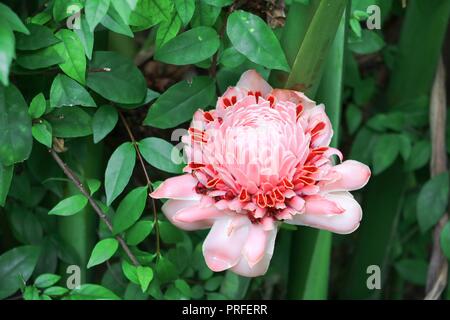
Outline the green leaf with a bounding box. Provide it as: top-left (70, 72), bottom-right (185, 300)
top-left (139, 137), bottom-right (183, 173)
top-left (69, 284), bottom-right (120, 300)
top-left (159, 221), bottom-right (184, 244)
top-left (349, 30), bottom-right (385, 55)
top-left (0, 21), bottom-right (15, 86)
top-left (0, 164), bottom-right (13, 207)
top-left (175, 279), bottom-right (191, 297)
top-left (32, 121), bottom-right (53, 148)
top-left (155, 26), bottom-right (219, 65)
top-left (101, 6), bottom-right (134, 38)
top-left (28, 93), bottom-right (47, 119)
top-left (227, 11), bottom-right (289, 72)
top-left (113, 186), bottom-right (148, 234)
top-left (136, 266), bottom-right (153, 292)
top-left (92, 105), bottom-right (118, 143)
top-left (440, 222), bottom-right (450, 260)
top-left (144, 76), bottom-right (215, 129)
top-left (203, 0), bottom-right (233, 6)
top-left (118, 88), bottom-right (160, 109)
top-left (191, 2), bottom-right (220, 27)
top-left (417, 172), bottom-right (449, 233)
top-left (205, 276), bottom-right (222, 291)
top-left (405, 140), bottom-right (431, 172)
top-left (46, 106), bottom-right (93, 138)
top-left (50, 74), bottom-right (96, 108)
top-left (87, 51), bottom-right (147, 104)
top-left (53, 0), bottom-right (83, 22)
top-left (74, 15), bottom-right (94, 60)
top-left (16, 44), bottom-right (65, 70)
top-left (34, 274), bottom-right (61, 288)
top-left (30, 12), bottom-right (52, 25)
top-left (121, 260), bottom-right (139, 284)
top-left (110, 0), bottom-right (133, 24)
top-left (85, 0), bottom-right (111, 31)
top-left (55, 29), bottom-right (86, 84)
top-left (345, 104), bottom-right (362, 134)
top-left (43, 286), bottom-right (69, 296)
top-left (23, 285), bottom-right (40, 300)
top-left (0, 84), bottom-right (33, 166)
top-left (155, 256), bottom-right (178, 284)
top-left (125, 220), bottom-right (153, 245)
top-left (156, 14), bottom-right (182, 48)
top-left (16, 24), bottom-right (60, 51)
top-left (395, 259), bottom-right (428, 286)
top-left (175, 0), bottom-right (195, 25)
top-left (87, 178), bottom-right (101, 195)
top-left (372, 134), bottom-right (400, 175)
top-left (87, 238), bottom-right (119, 268)
top-left (49, 194), bottom-right (88, 216)
top-left (0, 3), bottom-right (29, 34)
top-left (129, 0), bottom-right (174, 30)
top-left (0, 245), bottom-right (40, 299)
top-left (219, 47), bottom-right (246, 68)
top-left (105, 142), bottom-right (136, 205)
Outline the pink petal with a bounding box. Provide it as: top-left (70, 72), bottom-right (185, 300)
top-left (304, 194), bottom-right (344, 215)
top-left (161, 199), bottom-right (211, 231)
top-left (288, 196), bottom-right (305, 212)
top-left (231, 227), bottom-right (277, 277)
top-left (242, 224), bottom-right (269, 267)
top-left (174, 203), bottom-right (225, 224)
top-left (236, 70), bottom-right (272, 96)
top-left (203, 216), bottom-right (250, 272)
top-left (270, 89), bottom-right (316, 110)
top-left (320, 160), bottom-right (371, 192)
top-left (150, 174), bottom-right (200, 200)
top-left (286, 192), bottom-right (362, 234)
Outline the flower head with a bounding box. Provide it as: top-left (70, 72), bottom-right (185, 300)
top-left (151, 70), bottom-right (371, 277)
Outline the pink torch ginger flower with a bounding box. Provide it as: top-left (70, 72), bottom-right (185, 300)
top-left (151, 70), bottom-right (371, 277)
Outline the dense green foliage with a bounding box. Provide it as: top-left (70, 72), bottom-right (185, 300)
top-left (0, 0), bottom-right (449, 300)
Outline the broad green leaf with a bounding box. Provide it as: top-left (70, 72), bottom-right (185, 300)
top-left (440, 222), bottom-right (450, 260)
top-left (156, 14), bottom-right (182, 48)
top-left (50, 74), bottom-right (96, 108)
top-left (92, 105), bottom-right (118, 143)
top-left (16, 24), bottom-right (60, 50)
top-left (49, 194), bottom-right (88, 216)
top-left (345, 104), bottom-right (362, 134)
top-left (159, 221), bottom-right (184, 244)
top-left (105, 142), bottom-right (136, 205)
top-left (118, 88), bottom-right (160, 109)
top-left (69, 284), bottom-right (120, 300)
top-left (129, 0), bottom-right (173, 30)
top-left (87, 238), bottom-right (119, 268)
top-left (32, 121), bottom-right (53, 148)
top-left (125, 220), bottom-right (153, 245)
top-left (23, 285), bottom-right (40, 300)
top-left (55, 29), bottom-right (86, 84)
top-left (0, 84), bottom-right (33, 165)
top-left (85, 0), bottom-right (111, 31)
top-left (144, 76), bottom-right (215, 128)
top-left (372, 134), bottom-right (400, 175)
top-left (30, 11), bottom-right (52, 25)
top-left (405, 140), bottom-right (431, 172)
top-left (0, 3), bottom-right (29, 34)
top-left (202, 0), bottom-right (233, 6)
top-left (74, 15), bottom-right (94, 60)
top-left (137, 266), bottom-right (153, 292)
top-left (155, 26), bottom-right (220, 65)
top-left (87, 178), bottom-right (101, 195)
top-left (0, 245), bottom-right (40, 299)
top-left (110, 0), bottom-right (134, 24)
top-left (191, 1), bottom-right (220, 27)
top-left (394, 259), bottom-right (428, 286)
top-left (417, 172), bottom-right (449, 233)
top-left (34, 274), bottom-right (61, 288)
top-left (175, 279), bottom-right (191, 297)
top-left (43, 286), bottom-right (68, 296)
top-left (122, 260), bottom-right (139, 284)
top-left (0, 21), bottom-right (14, 86)
top-left (53, 0), bottom-right (83, 22)
top-left (101, 6), bottom-right (134, 38)
top-left (139, 137), bottom-right (183, 173)
top-left (349, 30), bottom-right (385, 55)
top-left (87, 51), bottom-right (147, 104)
top-left (6, 205), bottom-right (43, 244)
top-left (219, 47), bottom-right (246, 68)
top-left (113, 186), bottom-right (148, 234)
top-left (227, 11), bottom-right (289, 72)
top-left (0, 164), bottom-right (13, 207)
top-left (205, 276), bottom-right (222, 291)
top-left (28, 93), bottom-right (47, 119)
top-left (46, 106), bottom-right (92, 138)
top-left (16, 44), bottom-right (65, 70)
top-left (175, 0), bottom-right (195, 25)
top-left (155, 256), bottom-right (178, 284)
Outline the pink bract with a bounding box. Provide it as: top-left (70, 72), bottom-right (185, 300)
top-left (151, 70), bottom-right (371, 277)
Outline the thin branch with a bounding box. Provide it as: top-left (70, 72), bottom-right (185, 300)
top-left (425, 56), bottom-right (448, 300)
top-left (119, 111), bottom-right (161, 256)
top-left (49, 149), bottom-right (140, 267)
